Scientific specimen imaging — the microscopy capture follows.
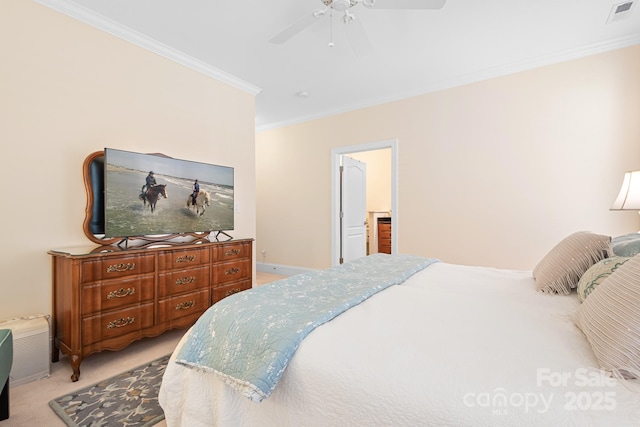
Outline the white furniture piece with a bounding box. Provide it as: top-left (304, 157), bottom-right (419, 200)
top-left (0, 317), bottom-right (49, 386)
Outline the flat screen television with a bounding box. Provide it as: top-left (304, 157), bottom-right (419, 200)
top-left (103, 148), bottom-right (234, 239)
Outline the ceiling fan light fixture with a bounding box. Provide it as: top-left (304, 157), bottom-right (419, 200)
top-left (270, 0), bottom-right (446, 51)
top-left (332, 0), bottom-right (351, 12)
top-left (343, 10), bottom-right (356, 23)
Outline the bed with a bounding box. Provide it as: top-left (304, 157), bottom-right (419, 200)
top-left (159, 232), bottom-right (640, 426)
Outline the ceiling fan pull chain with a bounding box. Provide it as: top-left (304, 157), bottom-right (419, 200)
top-left (328, 7), bottom-right (335, 47)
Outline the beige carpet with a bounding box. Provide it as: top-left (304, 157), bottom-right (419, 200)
top-left (1, 272), bottom-right (286, 427)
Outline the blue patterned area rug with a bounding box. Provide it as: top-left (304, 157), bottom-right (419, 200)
top-left (49, 355), bottom-right (170, 427)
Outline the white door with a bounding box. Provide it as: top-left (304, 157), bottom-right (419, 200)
top-left (341, 155), bottom-right (367, 263)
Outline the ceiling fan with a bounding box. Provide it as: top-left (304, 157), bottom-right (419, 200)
top-left (269, 0), bottom-right (447, 56)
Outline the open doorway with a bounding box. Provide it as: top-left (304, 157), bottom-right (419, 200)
top-left (331, 139), bottom-right (398, 267)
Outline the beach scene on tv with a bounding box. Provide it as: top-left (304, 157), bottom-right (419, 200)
top-left (104, 148), bottom-right (234, 238)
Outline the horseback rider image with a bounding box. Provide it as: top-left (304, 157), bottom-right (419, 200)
top-left (191, 179), bottom-right (200, 206)
top-left (141, 171), bottom-right (157, 197)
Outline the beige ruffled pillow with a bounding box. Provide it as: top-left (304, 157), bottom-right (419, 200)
top-left (572, 254), bottom-right (640, 378)
top-left (533, 231), bottom-right (612, 294)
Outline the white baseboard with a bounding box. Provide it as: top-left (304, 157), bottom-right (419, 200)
top-left (256, 262), bottom-right (314, 277)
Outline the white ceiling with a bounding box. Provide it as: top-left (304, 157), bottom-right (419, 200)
top-left (38, 0), bottom-right (640, 130)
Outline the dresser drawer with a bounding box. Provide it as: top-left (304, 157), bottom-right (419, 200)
top-left (158, 248), bottom-right (211, 271)
top-left (82, 303), bottom-right (154, 345)
top-left (378, 244), bottom-right (392, 254)
top-left (158, 266), bottom-right (210, 298)
top-left (378, 235), bottom-right (391, 245)
top-left (213, 259), bottom-right (251, 286)
top-left (158, 289), bottom-right (210, 324)
top-left (82, 254), bottom-right (155, 282)
top-left (82, 275), bottom-right (154, 315)
top-left (213, 279), bottom-right (252, 303)
top-left (213, 242), bottom-right (251, 262)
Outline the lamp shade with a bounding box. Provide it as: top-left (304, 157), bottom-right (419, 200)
top-left (611, 171), bottom-right (640, 210)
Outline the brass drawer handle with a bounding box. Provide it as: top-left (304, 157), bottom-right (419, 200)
top-left (176, 276), bottom-right (196, 285)
top-left (106, 317), bottom-right (135, 330)
top-left (176, 255), bottom-right (196, 263)
top-left (106, 263), bottom-right (136, 273)
top-left (225, 249), bottom-right (241, 256)
top-left (225, 288), bottom-right (241, 297)
top-left (106, 287), bottom-right (135, 299)
top-left (176, 300), bottom-right (195, 310)
top-left (225, 267), bottom-right (240, 275)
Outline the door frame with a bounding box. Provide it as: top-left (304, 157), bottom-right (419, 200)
top-left (331, 139), bottom-right (398, 267)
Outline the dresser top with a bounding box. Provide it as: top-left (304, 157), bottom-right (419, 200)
top-left (49, 237), bottom-right (253, 257)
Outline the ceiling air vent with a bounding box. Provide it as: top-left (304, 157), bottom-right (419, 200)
top-left (607, 1), bottom-right (635, 23)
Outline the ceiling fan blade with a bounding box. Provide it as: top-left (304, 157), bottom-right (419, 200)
top-left (344, 16), bottom-right (373, 58)
top-left (367, 0), bottom-right (446, 9)
top-left (269, 9), bottom-right (327, 44)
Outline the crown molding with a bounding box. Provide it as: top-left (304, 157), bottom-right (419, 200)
top-left (256, 35), bottom-right (640, 131)
top-left (34, 0), bottom-right (262, 96)
top-left (32, 1), bottom-right (638, 131)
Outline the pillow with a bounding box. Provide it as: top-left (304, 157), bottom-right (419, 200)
top-left (611, 233), bottom-right (640, 257)
top-left (576, 256), bottom-right (630, 302)
top-left (533, 231), bottom-right (612, 294)
top-left (572, 254), bottom-right (640, 379)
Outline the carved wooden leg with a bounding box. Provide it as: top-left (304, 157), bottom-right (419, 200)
top-left (70, 354), bottom-right (81, 382)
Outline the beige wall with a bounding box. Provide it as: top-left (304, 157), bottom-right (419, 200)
top-left (256, 45), bottom-right (640, 271)
top-left (0, 1), bottom-right (256, 319)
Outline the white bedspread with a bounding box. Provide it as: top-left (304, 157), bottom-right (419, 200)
top-left (159, 262), bottom-right (640, 426)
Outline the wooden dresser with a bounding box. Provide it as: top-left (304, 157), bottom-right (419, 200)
top-left (49, 238), bottom-right (252, 381)
top-left (377, 217), bottom-right (392, 254)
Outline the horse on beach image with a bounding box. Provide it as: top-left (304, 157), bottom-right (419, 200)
top-left (187, 189), bottom-right (211, 216)
top-left (140, 184), bottom-right (168, 212)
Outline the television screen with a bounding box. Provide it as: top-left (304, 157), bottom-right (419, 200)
top-left (104, 148), bottom-right (234, 238)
